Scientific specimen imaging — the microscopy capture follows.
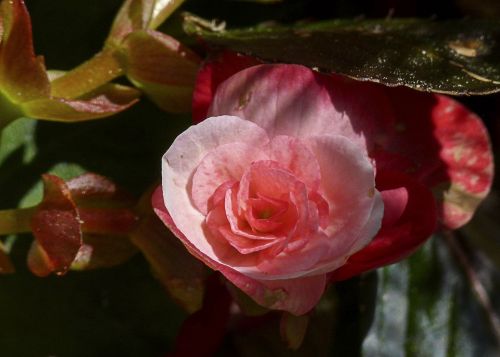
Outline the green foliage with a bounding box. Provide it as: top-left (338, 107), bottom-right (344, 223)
top-left (184, 15), bottom-right (500, 95)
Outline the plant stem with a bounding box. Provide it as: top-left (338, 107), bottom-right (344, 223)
top-left (49, 49), bottom-right (124, 99)
top-left (0, 207), bottom-right (36, 236)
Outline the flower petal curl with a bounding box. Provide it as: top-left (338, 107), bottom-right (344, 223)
top-left (152, 186), bottom-right (326, 316)
top-left (329, 170), bottom-right (437, 281)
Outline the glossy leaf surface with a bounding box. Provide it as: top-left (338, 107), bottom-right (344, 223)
top-left (185, 15), bottom-right (500, 95)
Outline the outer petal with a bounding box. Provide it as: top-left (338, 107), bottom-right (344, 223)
top-left (209, 65), bottom-right (359, 148)
top-left (329, 170), bottom-right (437, 281)
top-left (152, 186), bottom-right (325, 316)
top-left (193, 51), bottom-right (260, 123)
top-left (207, 64), bottom-right (396, 154)
top-left (162, 116), bottom-right (269, 272)
top-left (373, 88), bottom-right (494, 228)
top-left (306, 135), bottom-right (382, 259)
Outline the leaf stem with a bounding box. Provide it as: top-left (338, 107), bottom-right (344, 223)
top-left (442, 230), bottom-right (500, 346)
top-left (49, 49), bottom-right (124, 99)
top-left (0, 207), bottom-right (36, 236)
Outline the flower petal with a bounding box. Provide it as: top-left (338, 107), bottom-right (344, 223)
top-left (329, 170), bottom-right (437, 281)
top-left (152, 186), bottom-right (325, 315)
top-left (306, 135), bottom-right (382, 258)
top-left (371, 88), bottom-right (493, 228)
top-left (162, 116), bottom-right (269, 271)
top-left (192, 142), bottom-right (267, 215)
top-left (226, 272), bottom-right (326, 316)
top-left (268, 135), bottom-right (321, 192)
top-left (193, 51), bottom-right (260, 123)
top-left (208, 65), bottom-right (360, 146)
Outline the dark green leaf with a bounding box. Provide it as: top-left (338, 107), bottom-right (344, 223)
top-left (362, 236), bottom-right (500, 357)
top-left (184, 15), bottom-right (500, 95)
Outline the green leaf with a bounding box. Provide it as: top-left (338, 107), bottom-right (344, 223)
top-left (184, 15), bottom-right (500, 95)
top-left (362, 236), bottom-right (500, 357)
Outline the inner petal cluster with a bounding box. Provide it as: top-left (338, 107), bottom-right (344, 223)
top-left (189, 134), bottom-right (331, 268)
top-left (203, 160), bottom-right (329, 259)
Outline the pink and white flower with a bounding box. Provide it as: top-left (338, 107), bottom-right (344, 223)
top-left (153, 53), bottom-right (493, 315)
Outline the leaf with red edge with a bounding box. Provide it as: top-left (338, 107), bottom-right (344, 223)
top-left (0, 0), bottom-right (50, 103)
top-left (66, 172), bottom-right (136, 208)
top-left (121, 30), bottom-right (200, 113)
top-left (20, 88), bottom-right (139, 122)
top-left (329, 171), bottom-right (437, 282)
top-left (29, 174), bottom-right (82, 276)
top-left (66, 173), bottom-right (138, 271)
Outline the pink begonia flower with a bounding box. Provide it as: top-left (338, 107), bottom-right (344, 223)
top-left (153, 53), bottom-right (493, 315)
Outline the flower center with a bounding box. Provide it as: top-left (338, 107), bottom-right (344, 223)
top-left (257, 208), bottom-right (273, 219)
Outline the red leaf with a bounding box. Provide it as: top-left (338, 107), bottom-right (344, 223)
top-left (29, 175), bottom-right (82, 276)
top-left (66, 173), bottom-right (134, 207)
